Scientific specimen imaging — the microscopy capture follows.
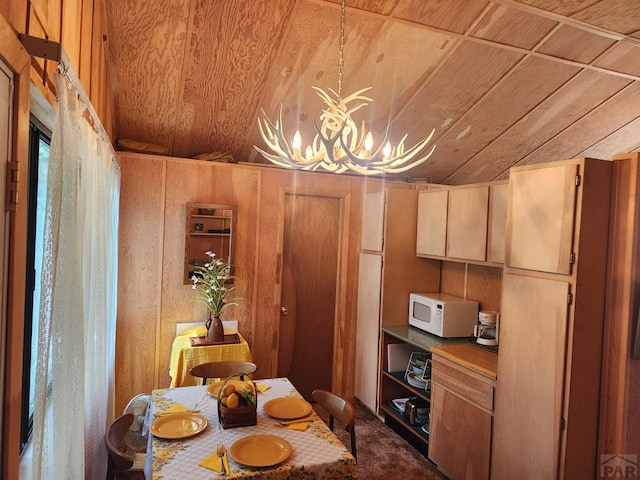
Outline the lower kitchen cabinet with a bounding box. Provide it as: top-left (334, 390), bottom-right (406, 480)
top-left (429, 345), bottom-right (498, 480)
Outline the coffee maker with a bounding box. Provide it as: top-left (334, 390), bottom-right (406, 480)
top-left (474, 311), bottom-right (499, 346)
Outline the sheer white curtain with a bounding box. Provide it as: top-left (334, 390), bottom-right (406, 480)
top-left (31, 71), bottom-right (120, 480)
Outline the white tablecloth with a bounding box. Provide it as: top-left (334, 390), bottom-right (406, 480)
top-left (144, 377), bottom-right (358, 479)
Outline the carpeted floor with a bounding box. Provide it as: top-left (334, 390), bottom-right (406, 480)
top-left (314, 401), bottom-right (449, 479)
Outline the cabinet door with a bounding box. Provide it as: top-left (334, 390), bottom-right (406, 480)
top-left (354, 252), bottom-right (383, 412)
top-left (491, 273), bottom-right (569, 480)
top-left (361, 191), bottom-right (385, 252)
top-left (430, 383), bottom-right (491, 480)
top-left (506, 164), bottom-right (578, 274)
top-left (446, 186), bottom-right (489, 261)
top-left (416, 190), bottom-right (448, 257)
top-left (487, 183), bottom-right (508, 264)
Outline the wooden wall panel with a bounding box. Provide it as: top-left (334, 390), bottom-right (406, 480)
top-left (61, 0), bottom-right (82, 71)
top-left (440, 262), bottom-right (502, 312)
top-left (594, 42), bottom-right (640, 78)
top-left (599, 153), bottom-right (640, 460)
top-left (79, 0), bottom-right (94, 88)
top-left (115, 156), bottom-right (372, 410)
top-left (157, 159), bottom-right (260, 388)
top-left (0, 0), bottom-right (27, 33)
top-left (116, 155), bottom-right (166, 413)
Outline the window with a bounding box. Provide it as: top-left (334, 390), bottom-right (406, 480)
top-left (20, 120), bottom-right (50, 451)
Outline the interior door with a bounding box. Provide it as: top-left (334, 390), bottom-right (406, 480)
top-left (277, 193), bottom-right (341, 400)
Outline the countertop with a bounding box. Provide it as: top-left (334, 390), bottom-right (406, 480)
top-left (382, 325), bottom-right (470, 351)
top-left (431, 342), bottom-right (499, 380)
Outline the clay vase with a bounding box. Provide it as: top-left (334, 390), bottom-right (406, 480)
top-left (205, 315), bottom-right (224, 343)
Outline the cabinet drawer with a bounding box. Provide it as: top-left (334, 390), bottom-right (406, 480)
top-left (431, 356), bottom-right (494, 412)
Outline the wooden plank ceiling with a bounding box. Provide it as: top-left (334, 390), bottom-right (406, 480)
top-left (104, 0), bottom-right (640, 184)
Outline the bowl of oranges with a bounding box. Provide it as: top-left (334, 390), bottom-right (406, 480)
top-left (217, 374), bottom-right (257, 429)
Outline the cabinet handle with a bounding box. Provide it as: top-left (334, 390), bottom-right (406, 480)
top-left (281, 306), bottom-right (289, 316)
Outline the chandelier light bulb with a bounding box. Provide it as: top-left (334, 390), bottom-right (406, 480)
top-left (383, 141), bottom-right (392, 158)
top-left (292, 130), bottom-right (302, 150)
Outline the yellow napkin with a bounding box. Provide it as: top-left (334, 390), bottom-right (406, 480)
top-left (256, 383), bottom-right (271, 393)
top-left (156, 403), bottom-right (191, 416)
top-left (199, 451), bottom-right (229, 474)
top-left (283, 421), bottom-right (311, 431)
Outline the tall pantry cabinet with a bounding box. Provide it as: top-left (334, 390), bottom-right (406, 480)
top-left (492, 158), bottom-right (612, 480)
top-left (354, 188), bottom-right (439, 412)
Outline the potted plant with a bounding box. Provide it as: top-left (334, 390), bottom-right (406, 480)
top-left (191, 251), bottom-right (239, 343)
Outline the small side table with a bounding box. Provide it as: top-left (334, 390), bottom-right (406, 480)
top-left (169, 326), bottom-right (252, 387)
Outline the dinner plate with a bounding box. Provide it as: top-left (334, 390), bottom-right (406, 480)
top-left (262, 397), bottom-right (312, 420)
top-left (150, 412), bottom-right (208, 439)
top-left (229, 435), bottom-right (292, 467)
top-left (206, 379), bottom-right (248, 398)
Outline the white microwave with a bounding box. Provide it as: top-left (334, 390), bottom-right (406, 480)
top-left (409, 293), bottom-right (479, 338)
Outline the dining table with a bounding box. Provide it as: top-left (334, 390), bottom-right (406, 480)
top-left (169, 325), bottom-right (253, 387)
top-left (144, 377), bottom-right (358, 479)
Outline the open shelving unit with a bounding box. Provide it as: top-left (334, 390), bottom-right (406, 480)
top-left (379, 325), bottom-right (467, 457)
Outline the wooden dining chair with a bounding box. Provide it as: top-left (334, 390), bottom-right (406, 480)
top-left (311, 389), bottom-right (357, 460)
top-left (105, 413), bottom-right (145, 479)
top-left (189, 360), bottom-right (257, 385)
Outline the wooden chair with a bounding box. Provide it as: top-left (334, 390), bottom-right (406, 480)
top-left (311, 389), bottom-right (357, 460)
top-left (105, 413), bottom-right (144, 479)
top-left (189, 361), bottom-right (257, 385)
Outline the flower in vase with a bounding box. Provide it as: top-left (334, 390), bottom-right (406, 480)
top-left (191, 251), bottom-right (239, 317)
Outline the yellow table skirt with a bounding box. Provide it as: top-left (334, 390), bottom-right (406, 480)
top-left (169, 325), bottom-right (252, 387)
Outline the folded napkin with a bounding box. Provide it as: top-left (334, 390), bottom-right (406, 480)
top-left (199, 450), bottom-right (230, 474)
top-left (155, 403), bottom-right (192, 416)
top-left (283, 421), bottom-right (311, 431)
top-left (255, 383), bottom-right (271, 393)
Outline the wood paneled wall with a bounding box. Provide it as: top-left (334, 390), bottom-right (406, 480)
top-left (116, 154), bottom-right (378, 413)
top-left (1, 0), bottom-right (114, 136)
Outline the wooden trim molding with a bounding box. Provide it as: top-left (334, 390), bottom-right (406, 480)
top-left (599, 152), bottom-right (640, 459)
top-left (0, 11), bottom-right (32, 480)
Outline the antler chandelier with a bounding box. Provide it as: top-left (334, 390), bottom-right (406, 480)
top-left (254, 0), bottom-right (436, 176)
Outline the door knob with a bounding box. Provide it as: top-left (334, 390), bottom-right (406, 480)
top-left (280, 306), bottom-right (289, 316)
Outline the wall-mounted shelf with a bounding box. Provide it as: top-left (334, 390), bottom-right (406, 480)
top-left (185, 203), bottom-right (236, 284)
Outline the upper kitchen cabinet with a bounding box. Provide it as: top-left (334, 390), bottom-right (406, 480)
top-left (446, 186), bottom-right (489, 262)
top-left (416, 182), bottom-right (506, 265)
top-left (185, 203), bottom-right (236, 284)
top-left (505, 164), bottom-right (578, 274)
top-left (355, 188), bottom-right (440, 413)
top-left (416, 189), bottom-right (448, 257)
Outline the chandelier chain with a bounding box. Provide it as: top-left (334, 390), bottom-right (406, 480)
top-left (338, 0), bottom-right (346, 99)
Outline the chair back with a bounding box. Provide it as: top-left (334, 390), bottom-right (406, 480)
top-left (106, 413), bottom-right (135, 479)
top-left (189, 361), bottom-right (257, 385)
top-left (312, 389), bottom-right (357, 460)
